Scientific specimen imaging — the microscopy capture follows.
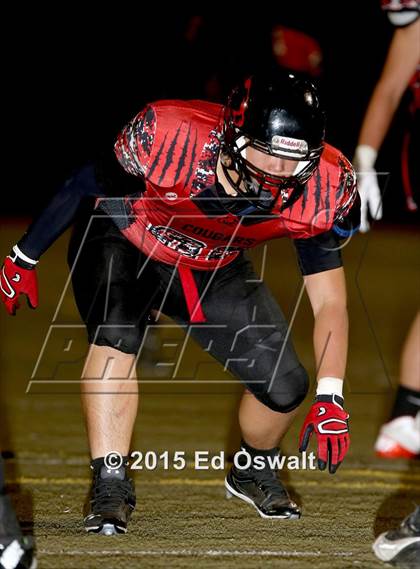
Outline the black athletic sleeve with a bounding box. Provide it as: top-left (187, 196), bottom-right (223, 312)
top-left (293, 230), bottom-right (343, 276)
top-left (17, 163), bottom-right (105, 260)
top-left (17, 150), bottom-right (145, 261)
top-left (293, 190), bottom-right (361, 276)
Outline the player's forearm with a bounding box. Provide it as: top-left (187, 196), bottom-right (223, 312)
top-left (358, 22), bottom-right (420, 153)
top-left (313, 302), bottom-right (348, 381)
top-left (357, 83), bottom-right (401, 152)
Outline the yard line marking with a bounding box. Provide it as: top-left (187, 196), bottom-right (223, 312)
top-left (37, 549), bottom-right (355, 558)
top-left (6, 476), bottom-right (420, 491)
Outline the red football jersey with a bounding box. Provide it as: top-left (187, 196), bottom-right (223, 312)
top-left (108, 100), bottom-right (357, 271)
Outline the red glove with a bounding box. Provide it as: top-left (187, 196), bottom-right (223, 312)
top-left (299, 394), bottom-right (350, 473)
top-left (0, 246), bottom-right (38, 315)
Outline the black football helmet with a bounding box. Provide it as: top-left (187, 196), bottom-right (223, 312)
top-left (221, 72), bottom-right (325, 214)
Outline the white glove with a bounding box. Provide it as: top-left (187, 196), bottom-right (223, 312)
top-left (353, 145), bottom-right (383, 233)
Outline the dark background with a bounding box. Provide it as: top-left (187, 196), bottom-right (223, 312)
top-left (3, 5), bottom-right (418, 223)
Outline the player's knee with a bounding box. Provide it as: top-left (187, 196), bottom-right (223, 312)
top-left (260, 364), bottom-right (309, 413)
top-left (89, 324), bottom-right (142, 355)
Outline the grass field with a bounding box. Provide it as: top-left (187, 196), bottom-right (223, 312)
top-left (1, 220), bottom-right (419, 568)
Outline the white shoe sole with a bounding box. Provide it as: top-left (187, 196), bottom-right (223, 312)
top-left (84, 517), bottom-right (127, 535)
top-left (224, 477), bottom-right (300, 520)
top-left (372, 532), bottom-right (420, 562)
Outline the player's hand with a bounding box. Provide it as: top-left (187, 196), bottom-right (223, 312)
top-left (299, 394), bottom-right (350, 474)
top-left (353, 145), bottom-right (382, 233)
top-left (357, 168), bottom-right (383, 233)
top-left (0, 247), bottom-right (38, 316)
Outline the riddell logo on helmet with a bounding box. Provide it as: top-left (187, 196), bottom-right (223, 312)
top-left (272, 135), bottom-right (308, 153)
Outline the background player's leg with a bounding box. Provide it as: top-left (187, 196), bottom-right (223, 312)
top-left (400, 311), bottom-right (420, 391)
top-left (81, 345), bottom-right (138, 458)
top-left (375, 312), bottom-right (420, 459)
top-left (0, 455), bottom-right (4, 494)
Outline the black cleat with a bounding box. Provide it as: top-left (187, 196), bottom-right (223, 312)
top-left (225, 464), bottom-right (301, 520)
top-left (372, 506), bottom-right (420, 566)
top-left (84, 464), bottom-right (136, 536)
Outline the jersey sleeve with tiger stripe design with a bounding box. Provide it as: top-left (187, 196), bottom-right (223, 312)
top-left (114, 105), bottom-right (157, 177)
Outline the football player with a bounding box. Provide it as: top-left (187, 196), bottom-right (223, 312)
top-left (0, 72), bottom-right (359, 533)
top-left (353, 0), bottom-right (420, 459)
top-left (352, 1), bottom-right (420, 563)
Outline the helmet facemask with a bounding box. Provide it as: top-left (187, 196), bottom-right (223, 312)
top-left (221, 130), bottom-right (322, 213)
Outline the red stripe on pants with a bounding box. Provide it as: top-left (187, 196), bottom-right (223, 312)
top-left (178, 265), bottom-right (206, 323)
